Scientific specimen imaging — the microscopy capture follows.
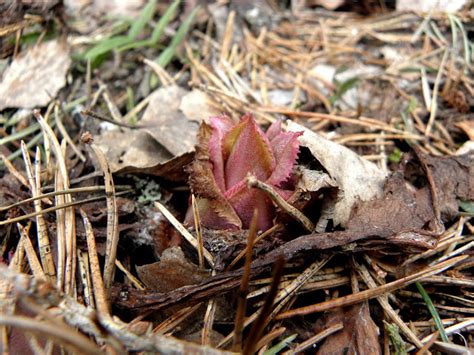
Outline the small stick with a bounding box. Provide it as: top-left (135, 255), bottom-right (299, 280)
top-left (100, 81), bottom-right (123, 122)
top-left (122, 93), bottom-right (152, 123)
top-left (191, 195), bottom-right (205, 269)
top-left (425, 48), bottom-right (449, 135)
top-left (17, 223), bottom-right (46, 281)
top-left (246, 175), bottom-right (314, 232)
top-left (254, 327), bottom-right (286, 353)
top-left (81, 132), bottom-right (119, 296)
top-left (34, 110), bottom-right (74, 292)
top-left (226, 224), bottom-right (280, 271)
top-left (0, 153), bottom-right (28, 188)
top-left (115, 259), bottom-right (145, 290)
top-left (220, 10), bottom-right (236, 63)
top-left (243, 256), bottom-right (285, 355)
top-left (415, 331), bottom-right (439, 355)
top-left (201, 271), bottom-right (217, 345)
top-left (0, 190), bottom-right (131, 226)
top-left (233, 210), bottom-right (258, 350)
top-left (143, 58), bottom-right (173, 86)
top-left (217, 256), bottom-right (332, 349)
top-left (153, 304), bottom-right (202, 335)
top-left (21, 142), bottom-right (56, 280)
top-left (81, 109), bottom-right (149, 129)
top-left (277, 255), bottom-right (467, 319)
top-left (0, 315), bottom-right (103, 355)
top-left (77, 250), bottom-right (95, 309)
top-left (286, 323), bottom-right (343, 354)
top-left (356, 259), bottom-right (423, 348)
top-left (154, 201), bottom-right (214, 268)
top-left (54, 104), bottom-right (86, 162)
top-left (0, 185), bottom-right (131, 212)
top-left (80, 209), bottom-right (109, 316)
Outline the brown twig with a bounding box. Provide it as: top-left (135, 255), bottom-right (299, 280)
top-left (246, 175), bottom-right (314, 232)
top-left (233, 210), bottom-right (258, 350)
top-left (243, 256), bottom-right (285, 355)
top-left (276, 255), bottom-right (467, 319)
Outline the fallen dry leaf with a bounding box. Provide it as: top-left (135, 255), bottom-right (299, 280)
top-left (396, 0), bottom-right (467, 12)
top-left (92, 128), bottom-right (193, 181)
top-left (91, 87), bottom-right (219, 180)
top-left (419, 153), bottom-right (474, 221)
top-left (270, 150), bottom-right (473, 253)
top-left (179, 89), bottom-right (220, 123)
top-left (287, 121), bottom-right (386, 228)
top-left (347, 174), bottom-right (437, 238)
top-left (296, 167), bottom-right (337, 193)
top-left (0, 40), bottom-right (71, 110)
top-left (315, 303), bottom-right (381, 355)
top-left (141, 86), bottom-right (220, 156)
top-left (275, 174), bottom-right (438, 253)
top-left (93, 129), bottom-right (172, 173)
top-left (136, 246), bottom-right (210, 293)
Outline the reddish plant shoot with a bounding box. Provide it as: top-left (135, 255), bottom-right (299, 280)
top-left (186, 114), bottom-right (301, 230)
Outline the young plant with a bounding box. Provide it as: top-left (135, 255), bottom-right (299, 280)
top-left (186, 114), bottom-right (301, 231)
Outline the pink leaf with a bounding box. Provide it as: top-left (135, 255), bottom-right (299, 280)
top-left (266, 120), bottom-right (282, 141)
top-left (223, 114), bottom-right (275, 190)
top-left (209, 115), bottom-right (234, 192)
top-left (267, 131), bottom-right (302, 186)
top-left (225, 179), bottom-right (275, 230)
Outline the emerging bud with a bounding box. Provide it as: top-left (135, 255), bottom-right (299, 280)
top-left (186, 114), bottom-right (301, 230)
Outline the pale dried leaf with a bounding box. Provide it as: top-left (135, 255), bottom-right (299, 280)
top-left (297, 167), bottom-right (337, 193)
top-left (141, 86), bottom-right (216, 156)
top-left (179, 89), bottom-right (220, 123)
top-left (93, 129), bottom-right (172, 173)
top-left (287, 121), bottom-right (386, 227)
top-left (0, 41), bottom-right (71, 110)
top-left (396, 0), bottom-right (467, 12)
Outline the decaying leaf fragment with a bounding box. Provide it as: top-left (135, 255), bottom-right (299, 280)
top-left (141, 86), bottom-right (220, 156)
top-left (0, 40), bottom-right (71, 110)
top-left (422, 153), bottom-right (474, 221)
top-left (93, 130), bottom-right (172, 173)
top-left (315, 303), bottom-right (381, 355)
top-left (92, 87), bottom-right (218, 180)
top-left (287, 121), bottom-right (386, 228)
top-left (136, 247), bottom-right (210, 293)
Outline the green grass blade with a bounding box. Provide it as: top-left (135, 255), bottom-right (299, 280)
top-left (0, 122), bottom-right (41, 146)
top-left (156, 5), bottom-right (199, 68)
top-left (84, 35), bottom-right (131, 61)
top-left (263, 334), bottom-right (297, 355)
top-left (127, 0), bottom-right (157, 40)
top-left (0, 131), bottom-right (44, 166)
top-left (150, 0), bottom-right (180, 43)
top-left (330, 77), bottom-right (359, 105)
top-left (415, 282), bottom-right (449, 343)
top-left (118, 39), bottom-right (154, 52)
top-left (118, 0), bottom-right (179, 52)
top-left (459, 200), bottom-right (474, 214)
